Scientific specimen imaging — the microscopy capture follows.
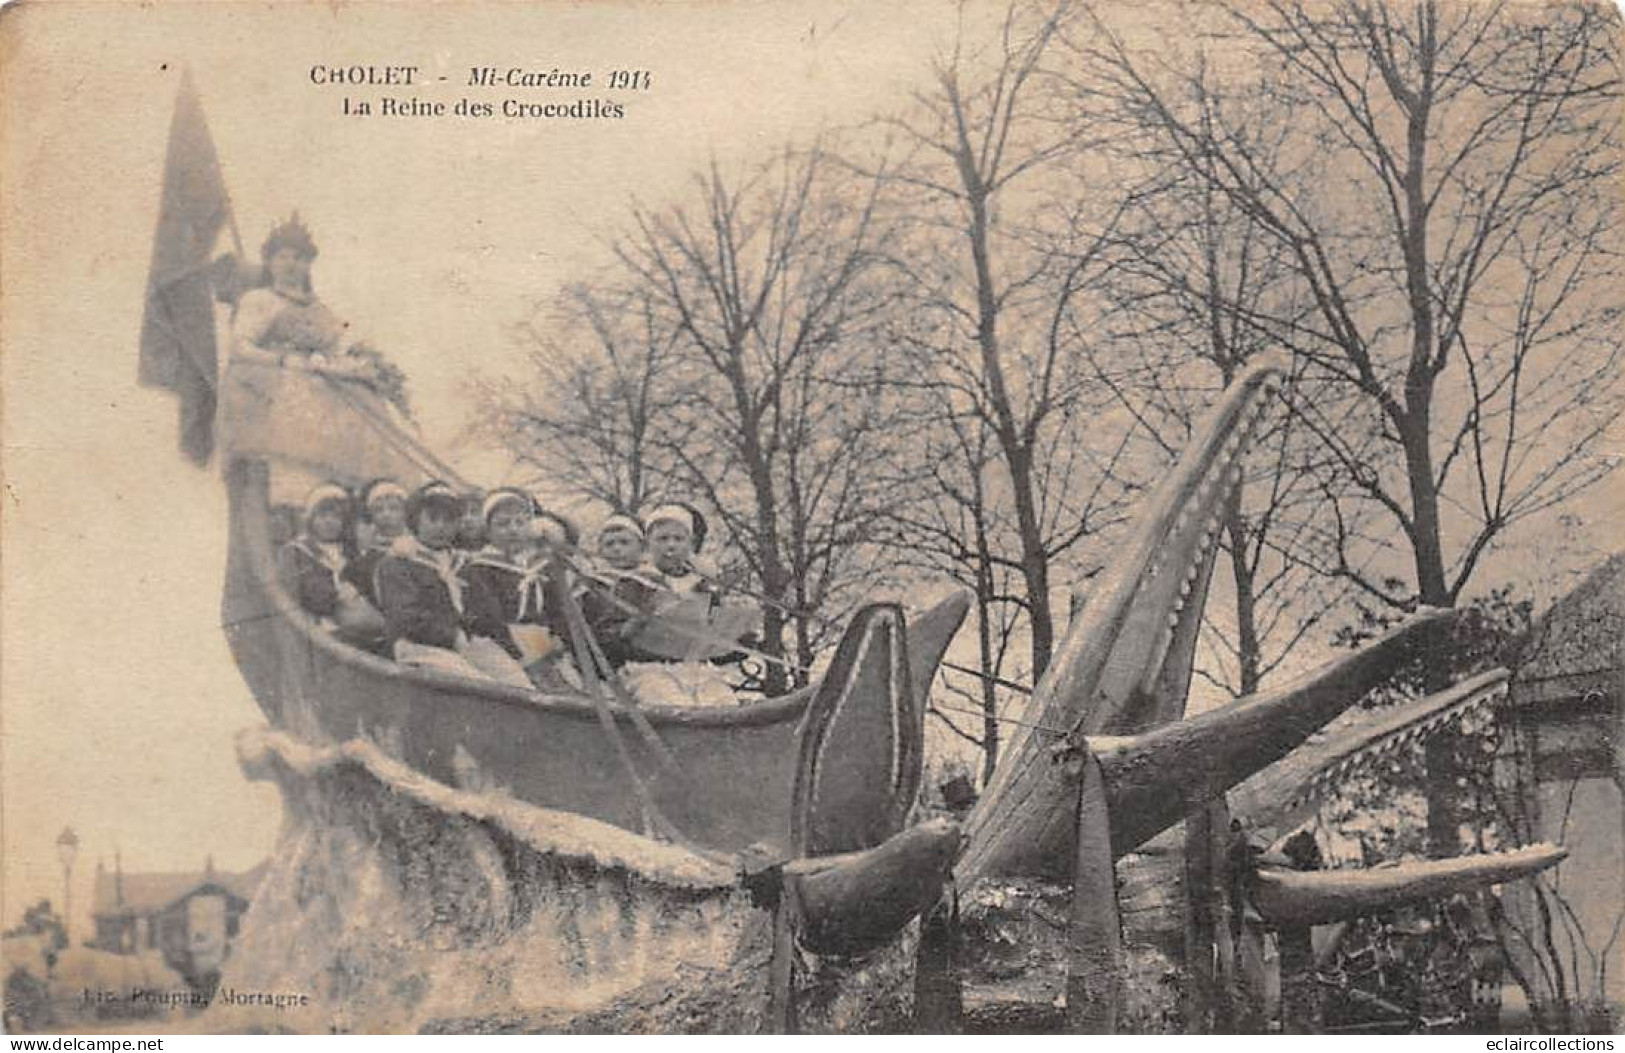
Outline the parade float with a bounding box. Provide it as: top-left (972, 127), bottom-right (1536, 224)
top-left (139, 75), bottom-right (1569, 1034)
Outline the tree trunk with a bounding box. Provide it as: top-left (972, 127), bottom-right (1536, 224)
top-left (1221, 488), bottom-right (1262, 698)
top-left (963, 177), bottom-right (1054, 678)
top-left (972, 476), bottom-right (1001, 783)
top-left (742, 429), bottom-right (791, 696)
top-left (974, 585), bottom-right (1001, 786)
top-left (1182, 799), bottom-right (1234, 1033)
top-left (1006, 448), bottom-right (1055, 678)
top-left (1393, 15), bottom-right (1462, 856)
top-left (793, 602), bottom-right (814, 691)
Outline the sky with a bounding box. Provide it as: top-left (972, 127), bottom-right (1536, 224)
top-left (2, 0), bottom-right (1619, 943)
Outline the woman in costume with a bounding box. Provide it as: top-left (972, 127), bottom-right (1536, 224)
top-left (232, 214), bottom-right (410, 414)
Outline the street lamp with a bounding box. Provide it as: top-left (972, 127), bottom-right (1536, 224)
top-left (55, 827), bottom-right (79, 946)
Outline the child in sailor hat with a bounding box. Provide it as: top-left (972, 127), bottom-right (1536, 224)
top-left (459, 488), bottom-right (576, 689)
top-left (642, 502), bottom-right (713, 594)
top-left (373, 482), bottom-right (495, 681)
top-left (343, 477), bottom-right (409, 610)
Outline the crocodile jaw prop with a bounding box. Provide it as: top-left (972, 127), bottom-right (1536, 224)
top-left (951, 352), bottom-right (1558, 921)
top-left (938, 358), bottom-right (1564, 1033)
top-left (1087, 610), bottom-right (1452, 857)
top-left (1249, 842), bottom-right (1568, 927)
top-left (1231, 667), bottom-right (1515, 836)
top-left (960, 355), bottom-right (1333, 882)
top-left (957, 358), bottom-right (1469, 883)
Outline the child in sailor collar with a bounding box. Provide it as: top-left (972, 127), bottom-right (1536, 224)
top-left (374, 481), bottom-right (488, 679)
top-left (343, 478), bottom-right (408, 607)
top-left (578, 515), bottom-right (665, 669)
top-left (643, 502), bottom-right (713, 594)
top-left (278, 482), bottom-right (361, 625)
top-left (596, 514), bottom-right (649, 576)
top-left (277, 482), bottom-right (388, 650)
top-left (455, 490), bottom-right (488, 553)
top-left (622, 502), bottom-right (739, 707)
top-left (460, 488), bottom-right (575, 684)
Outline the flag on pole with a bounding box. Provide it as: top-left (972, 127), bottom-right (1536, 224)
top-left (138, 70), bottom-right (234, 466)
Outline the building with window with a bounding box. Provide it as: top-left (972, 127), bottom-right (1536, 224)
top-left (88, 857), bottom-right (265, 981)
top-left (1497, 554), bottom-right (1623, 1031)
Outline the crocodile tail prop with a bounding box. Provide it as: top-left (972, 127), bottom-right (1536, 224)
top-left (775, 600), bottom-right (966, 965)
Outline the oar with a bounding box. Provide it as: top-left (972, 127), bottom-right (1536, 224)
top-left (550, 564), bottom-right (682, 775)
top-left (554, 583), bottom-right (724, 859)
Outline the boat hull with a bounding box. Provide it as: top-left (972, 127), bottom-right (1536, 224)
top-left (223, 459), bottom-right (967, 854)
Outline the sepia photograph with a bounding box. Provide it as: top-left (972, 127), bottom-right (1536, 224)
top-left (1, 0), bottom-right (1620, 1036)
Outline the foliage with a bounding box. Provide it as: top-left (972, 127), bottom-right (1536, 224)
top-left (346, 342), bottom-right (414, 422)
top-left (3, 900), bottom-right (66, 952)
top-left (1333, 584), bottom-right (1535, 704)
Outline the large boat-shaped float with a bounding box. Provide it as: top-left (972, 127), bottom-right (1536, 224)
top-left (218, 360), bottom-right (968, 856)
top-left (141, 76), bottom-right (1571, 1033)
top-left (207, 353), bottom-right (1568, 1031)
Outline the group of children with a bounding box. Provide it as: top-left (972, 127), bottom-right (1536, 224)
top-left (276, 477), bottom-right (742, 704)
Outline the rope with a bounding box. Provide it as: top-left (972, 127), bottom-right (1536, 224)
top-left (563, 581), bottom-right (684, 775)
top-left (317, 374), bottom-right (470, 489)
top-left (941, 660), bottom-right (1033, 695)
top-left (683, 565), bottom-right (1038, 699)
top-left (928, 697), bottom-right (1068, 736)
top-left (692, 570), bottom-right (827, 629)
top-left (564, 552), bottom-right (1046, 704)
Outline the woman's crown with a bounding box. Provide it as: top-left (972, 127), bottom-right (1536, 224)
top-left (261, 212), bottom-right (317, 261)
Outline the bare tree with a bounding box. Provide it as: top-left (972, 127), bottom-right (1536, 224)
top-left (608, 142), bottom-right (905, 691)
top-left (873, 371), bottom-right (1030, 782)
top-left (476, 143), bottom-right (905, 693)
top-left (865, 0), bottom-right (1129, 681)
top-left (475, 284), bottom-right (679, 515)
top-left (1082, 0), bottom-right (1622, 614)
top-left (1078, 0), bottom-right (1623, 848)
top-left (1080, 86), bottom-right (1355, 700)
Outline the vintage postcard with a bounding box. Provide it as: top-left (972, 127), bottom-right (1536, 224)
top-left (1, 0), bottom-right (1620, 1037)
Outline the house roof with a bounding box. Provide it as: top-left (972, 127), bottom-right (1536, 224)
top-left (91, 860), bottom-right (267, 918)
top-left (1514, 553), bottom-right (1625, 706)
